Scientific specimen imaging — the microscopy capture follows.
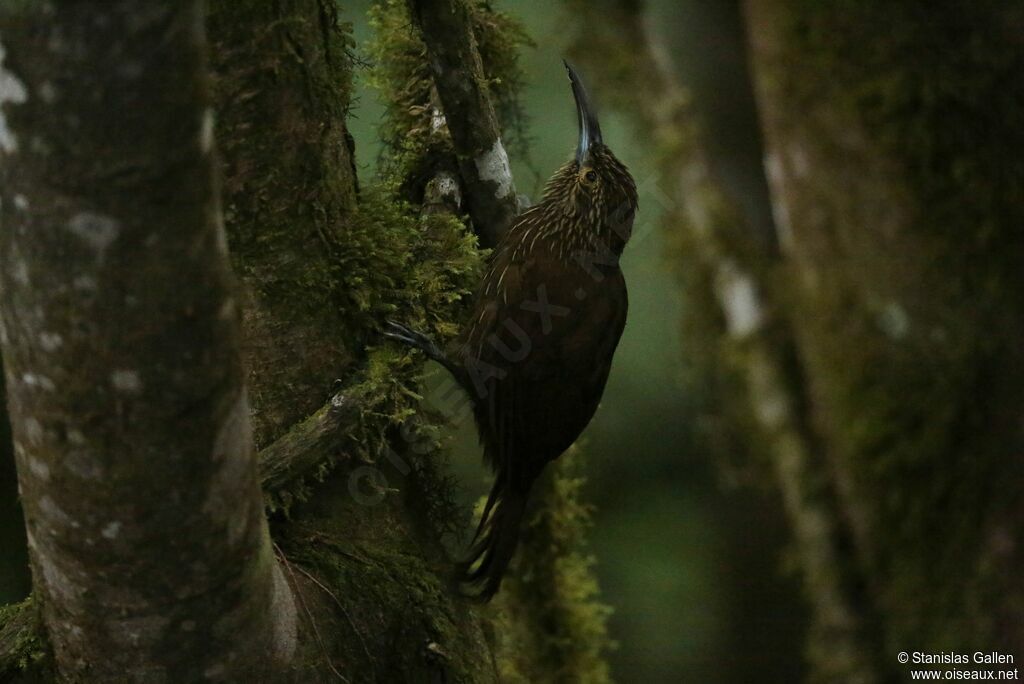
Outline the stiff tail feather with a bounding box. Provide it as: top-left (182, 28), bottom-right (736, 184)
top-left (457, 476), bottom-right (528, 601)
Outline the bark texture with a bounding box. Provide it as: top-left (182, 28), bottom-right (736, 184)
top-left (409, 0), bottom-right (520, 248)
top-left (0, 2), bottom-right (291, 681)
top-left (745, 0), bottom-right (1024, 677)
top-left (210, 1), bottom-right (499, 680)
top-left (208, 0), bottom-right (360, 447)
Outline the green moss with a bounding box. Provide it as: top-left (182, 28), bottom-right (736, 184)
top-left (263, 184), bottom-right (483, 512)
top-left (0, 596), bottom-right (51, 677)
top-left (272, 463), bottom-right (494, 682)
top-left (366, 0), bottom-right (531, 195)
top-left (494, 449), bottom-right (615, 684)
top-left (208, 0), bottom-right (365, 443)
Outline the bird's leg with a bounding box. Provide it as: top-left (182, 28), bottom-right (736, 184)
top-left (383, 321), bottom-right (448, 363)
top-left (384, 321), bottom-right (475, 399)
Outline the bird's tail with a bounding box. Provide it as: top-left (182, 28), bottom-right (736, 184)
top-left (457, 474), bottom-right (528, 601)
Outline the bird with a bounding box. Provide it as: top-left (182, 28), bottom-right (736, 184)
top-left (386, 61), bottom-right (637, 600)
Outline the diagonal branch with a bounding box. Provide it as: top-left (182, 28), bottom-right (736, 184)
top-left (409, 0), bottom-right (520, 248)
top-left (258, 385), bottom-right (365, 509)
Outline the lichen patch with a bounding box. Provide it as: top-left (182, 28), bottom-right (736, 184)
top-left (0, 40), bottom-right (28, 154)
top-left (200, 107), bottom-right (215, 154)
top-left (39, 331), bottom-right (63, 351)
top-left (111, 369), bottom-right (143, 393)
top-left (475, 139), bottom-right (513, 199)
top-left (101, 520), bottom-right (122, 539)
top-left (716, 260), bottom-right (763, 338)
top-left (67, 212), bottom-right (120, 263)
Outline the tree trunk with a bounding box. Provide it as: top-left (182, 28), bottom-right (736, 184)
top-left (0, 2), bottom-right (292, 680)
top-left (745, 0), bottom-right (1024, 678)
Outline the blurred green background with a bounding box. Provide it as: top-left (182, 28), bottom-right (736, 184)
top-left (0, 1), bottom-right (806, 681)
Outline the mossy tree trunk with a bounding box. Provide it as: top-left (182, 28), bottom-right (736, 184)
top-left (744, 0), bottom-right (1024, 680)
top-left (0, 3), bottom-right (293, 680)
top-left (1, 0), bottom-right (613, 681)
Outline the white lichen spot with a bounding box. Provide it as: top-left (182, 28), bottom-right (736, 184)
top-left (13, 194), bottom-right (28, 211)
top-left (39, 331), bottom-right (63, 352)
top-left (748, 360), bottom-right (791, 430)
top-left (28, 457), bottom-right (50, 481)
top-left (199, 107), bottom-right (215, 153)
top-left (39, 495), bottom-right (72, 526)
top-left (763, 152), bottom-right (795, 253)
top-left (73, 274), bottom-right (98, 291)
top-left (108, 614), bottom-right (169, 649)
top-left (789, 140), bottom-right (810, 178)
top-left (101, 520), bottom-right (121, 539)
top-left (39, 556), bottom-right (79, 602)
top-left (878, 302), bottom-right (910, 340)
top-left (66, 212), bottom-right (120, 263)
top-left (11, 258), bottom-right (28, 285)
top-left (0, 40), bottom-right (29, 154)
top-left (430, 106), bottom-right (446, 133)
top-left (204, 391), bottom-right (255, 545)
top-left (37, 81), bottom-right (56, 103)
top-left (435, 172), bottom-right (460, 201)
top-left (204, 664), bottom-right (226, 679)
top-left (716, 260), bottom-right (764, 338)
top-left (110, 369), bottom-right (142, 393)
top-left (64, 449), bottom-right (103, 481)
top-left (474, 139), bottom-right (513, 199)
top-left (22, 372), bottom-right (56, 392)
top-left (218, 298), bottom-right (236, 320)
top-left (270, 562), bottom-right (298, 661)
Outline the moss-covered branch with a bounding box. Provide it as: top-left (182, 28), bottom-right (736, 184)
top-left (407, 0), bottom-right (521, 247)
top-left (258, 386), bottom-right (364, 512)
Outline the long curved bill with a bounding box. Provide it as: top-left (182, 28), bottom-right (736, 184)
top-left (564, 60), bottom-right (603, 165)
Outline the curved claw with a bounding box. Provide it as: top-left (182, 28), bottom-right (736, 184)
top-left (383, 320), bottom-right (445, 362)
top-left (383, 320), bottom-right (475, 402)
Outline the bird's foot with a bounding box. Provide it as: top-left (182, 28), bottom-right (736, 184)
top-left (383, 320), bottom-right (446, 363)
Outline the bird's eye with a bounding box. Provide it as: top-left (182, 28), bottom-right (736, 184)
top-left (584, 170), bottom-right (598, 183)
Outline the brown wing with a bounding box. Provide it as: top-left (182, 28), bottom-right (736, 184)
top-left (458, 230), bottom-right (627, 491)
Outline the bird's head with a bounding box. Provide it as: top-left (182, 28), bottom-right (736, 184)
top-left (545, 61), bottom-right (638, 254)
